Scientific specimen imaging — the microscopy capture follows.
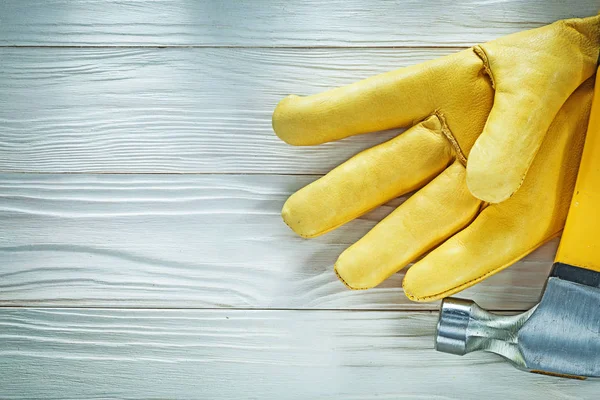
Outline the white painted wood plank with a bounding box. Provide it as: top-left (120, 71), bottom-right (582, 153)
top-left (0, 47), bottom-right (454, 174)
top-left (0, 308), bottom-right (597, 399)
top-left (0, 174), bottom-right (557, 310)
top-left (0, 0), bottom-right (596, 46)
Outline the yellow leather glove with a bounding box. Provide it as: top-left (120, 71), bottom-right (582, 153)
top-left (272, 16), bottom-right (599, 301)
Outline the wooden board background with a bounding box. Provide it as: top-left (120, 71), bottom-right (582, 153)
top-left (1, 1), bottom-right (599, 398)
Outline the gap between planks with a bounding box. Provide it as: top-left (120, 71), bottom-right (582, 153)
top-left (0, 45), bottom-right (470, 49)
top-left (0, 306), bottom-right (438, 312)
top-left (0, 306), bottom-right (520, 314)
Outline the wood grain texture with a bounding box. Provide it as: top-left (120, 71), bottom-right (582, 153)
top-left (0, 0), bottom-right (597, 47)
top-left (0, 46), bottom-right (455, 174)
top-left (0, 47), bottom-right (455, 174)
top-left (1, 308), bottom-right (598, 399)
top-left (0, 174), bottom-right (557, 310)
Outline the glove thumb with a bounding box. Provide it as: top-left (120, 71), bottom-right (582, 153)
top-left (467, 15), bottom-right (600, 203)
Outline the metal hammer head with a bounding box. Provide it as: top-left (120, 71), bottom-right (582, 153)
top-left (435, 263), bottom-right (600, 378)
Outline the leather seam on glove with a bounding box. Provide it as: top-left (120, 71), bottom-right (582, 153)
top-left (432, 111), bottom-right (467, 166)
top-left (281, 214), bottom-right (312, 239)
top-left (402, 229), bottom-right (563, 302)
top-left (334, 264), bottom-right (367, 290)
top-left (473, 46), bottom-right (496, 89)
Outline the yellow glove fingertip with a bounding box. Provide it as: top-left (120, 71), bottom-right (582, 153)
top-left (333, 244), bottom-right (382, 290)
top-left (333, 260), bottom-right (368, 291)
top-left (402, 264), bottom-right (443, 303)
top-left (272, 95), bottom-right (304, 145)
top-left (281, 194), bottom-right (321, 239)
top-left (466, 137), bottom-right (527, 203)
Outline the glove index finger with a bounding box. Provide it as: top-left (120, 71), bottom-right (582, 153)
top-left (273, 49), bottom-right (479, 146)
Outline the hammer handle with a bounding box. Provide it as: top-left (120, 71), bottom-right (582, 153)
top-left (555, 69), bottom-right (600, 272)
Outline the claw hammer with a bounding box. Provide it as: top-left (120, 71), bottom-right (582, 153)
top-left (435, 70), bottom-right (600, 378)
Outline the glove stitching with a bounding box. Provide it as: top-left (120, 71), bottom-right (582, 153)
top-left (281, 216), bottom-right (313, 239)
top-left (432, 111), bottom-right (467, 166)
top-left (473, 45), bottom-right (496, 89)
top-left (402, 229), bottom-right (563, 302)
top-left (334, 264), bottom-right (368, 290)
